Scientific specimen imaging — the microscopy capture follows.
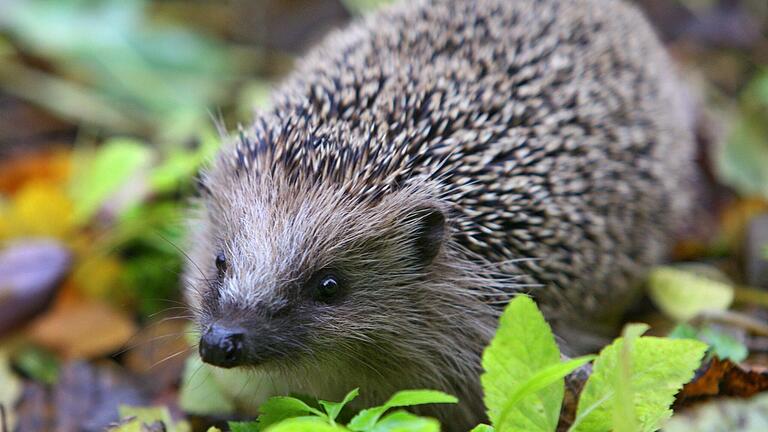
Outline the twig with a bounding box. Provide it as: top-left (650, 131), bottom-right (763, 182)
top-left (1, 403), bottom-right (8, 432)
top-left (698, 309), bottom-right (768, 336)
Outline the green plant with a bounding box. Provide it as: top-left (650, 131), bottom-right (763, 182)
top-left (227, 388), bottom-right (457, 432)
top-left (202, 296), bottom-right (707, 432)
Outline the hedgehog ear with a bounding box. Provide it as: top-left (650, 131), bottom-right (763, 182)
top-left (408, 206), bottom-right (446, 266)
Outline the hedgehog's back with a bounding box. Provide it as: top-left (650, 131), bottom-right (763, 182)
top-left (234, 0), bottom-right (695, 345)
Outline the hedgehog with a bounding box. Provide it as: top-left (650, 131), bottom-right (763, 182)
top-left (183, 0), bottom-right (695, 428)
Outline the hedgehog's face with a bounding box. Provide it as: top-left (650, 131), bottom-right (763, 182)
top-left (184, 173), bottom-right (447, 372)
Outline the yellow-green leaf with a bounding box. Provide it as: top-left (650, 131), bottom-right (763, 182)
top-left (648, 266), bottom-right (734, 322)
top-left (570, 336), bottom-right (707, 432)
top-left (69, 138), bottom-right (153, 224)
top-left (481, 295), bottom-right (564, 432)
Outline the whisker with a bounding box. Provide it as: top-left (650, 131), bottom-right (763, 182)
top-left (150, 346), bottom-right (192, 370)
top-left (155, 231), bottom-right (209, 288)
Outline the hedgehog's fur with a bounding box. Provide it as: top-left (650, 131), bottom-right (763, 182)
top-left (184, 0), bottom-right (694, 428)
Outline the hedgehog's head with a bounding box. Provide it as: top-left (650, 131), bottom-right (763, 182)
top-left (183, 124), bottom-right (464, 377)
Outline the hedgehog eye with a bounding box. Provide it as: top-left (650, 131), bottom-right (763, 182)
top-left (215, 252), bottom-right (227, 277)
top-left (315, 273), bottom-right (341, 302)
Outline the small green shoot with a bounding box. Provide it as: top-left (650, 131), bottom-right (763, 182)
top-left (482, 295), bottom-right (593, 432)
top-left (320, 388), bottom-right (360, 424)
top-left (259, 396), bottom-right (328, 429)
top-left (202, 295), bottom-right (710, 432)
top-left (570, 329), bottom-right (707, 432)
top-left (347, 390), bottom-right (457, 431)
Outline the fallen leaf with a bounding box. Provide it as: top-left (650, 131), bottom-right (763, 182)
top-left (719, 197), bottom-right (768, 253)
top-left (675, 357), bottom-right (768, 409)
top-left (0, 150), bottom-right (71, 195)
top-left (0, 200), bottom-right (10, 241)
top-left (557, 361), bottom-right (592, 432)
top-left (648, 266), bottom-right (734, 322)
top-left (25, 296), bottom-right (137, 359)
top-left (0, 240), bottom-right (70, 335)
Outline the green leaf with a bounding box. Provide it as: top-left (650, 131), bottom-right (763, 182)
top-left (117, 406), bottom-right (190, 432)
top-left (716, 105), bottom-right (768, 197)
top-left (648, 266), bottom-right (734, 322)
top-left (667, 323), bottom-right (699, 340)
top-left (237, 80), bottom-right (273, 117)
top-left (669, 324), bottom-right (749, 363)
top-left (264, 417), bottom-right (347, 432)
top-left (259, 396), bottom-right (327, 429)
top-left (347, 390), bottom-right (457, 431)
top-left (613, 324), bottom-right (650, 432)
top-left (380, 390), bottom-right (457, 407)
top-left (69, 138), bottom-right (153, 223)
top-left (1, 0), bottom-right (238, 131)
top-left (497, 355), bottom-right (595, 428)
top-left (320, 388), bottom-right (359, 424)
top-left (148, 128), bottom-right (219, 194)
top-left (481, 295), bottom-right (564, 432)
top-left (13, 345), bottom-right (59, 384)
top-left (371, 410), bottom-right (440, 432)
top-left (229, 422), bottom-right (260, 432)
top-left (178, 355), bottom-right (236, 415)
top-left (570, 336), bottom-right (707, 432)
top-left (698, 327), bottom-right (748, 362)
top-left (754, 71), bottom-right (768, 105)
top-left (469, 426), bottom-right (495, 432)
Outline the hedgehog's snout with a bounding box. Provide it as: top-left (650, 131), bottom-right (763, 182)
top-left (199, 323), bottom-right (246, 368)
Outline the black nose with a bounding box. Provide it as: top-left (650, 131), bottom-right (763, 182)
top-left (199, 324), bottom-right (245, 368)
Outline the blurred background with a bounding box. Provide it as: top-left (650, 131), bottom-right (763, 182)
top-left (0, 0), bottom-right (767, 431)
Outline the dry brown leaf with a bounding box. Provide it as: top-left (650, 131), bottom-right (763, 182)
top-left (719, 197), bottom-right (768, 251)
top-left (0, 150), bottom-right (71, 195)
top-left (675, 357), bottom-right (768, 409)
top-left (25, 295), bottom-right (137, 359)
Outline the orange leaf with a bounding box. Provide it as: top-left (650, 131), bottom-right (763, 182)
top-left (0, 150), bottom-right (71, 195)
top-left (25, 297), bottom-right (137, 359)
top-left (675, 357), bottom-right (768, 409)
